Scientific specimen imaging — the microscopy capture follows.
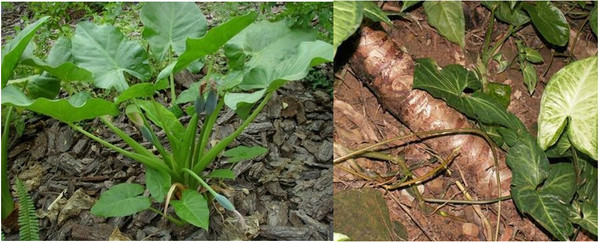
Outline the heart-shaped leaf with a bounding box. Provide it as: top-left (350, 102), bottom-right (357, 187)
top-left (423, 1), bottom-right (465, 48)
top-left (1, 16), bottom-right (49, 88)
top-left (141, 2), bottom-right (207, 61)
top-left (166, 12), bottom-right (257, 76)
top-left (1, 86), bottom-right (118, 122)
top-left (223, 145), bottom-right (268, 163)
top-left (523, 2), bottom-right (570, 46)
top-left (145, 167), bottom-right (171, 203)
top-left (91, 183), bottom-right (151, 217)
top-left (538, 56), bottom-right (597, 160)
top-left (72, 22), bottom-right (151, 91)
top-left (333, 1), bottom-right (363, 55)
top-left (507, 134), bottom-right (575, 241)
top-left (171, 190), bottom-right (209, 229)
top-left (225, 20), bottom-right (333, 91)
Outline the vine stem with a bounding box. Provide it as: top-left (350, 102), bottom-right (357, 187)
top-left (1, 106), bottom-right (15, 218)
top-left (334, 127), bottom-right (502, 241)
top-left (423, 195), bottom-right (511, 205)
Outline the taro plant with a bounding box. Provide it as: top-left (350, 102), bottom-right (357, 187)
top-left (1, 3), bottom-right (333, 230)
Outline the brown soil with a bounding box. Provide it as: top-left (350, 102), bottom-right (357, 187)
top-left (334, 1), bottom-right (597, 241)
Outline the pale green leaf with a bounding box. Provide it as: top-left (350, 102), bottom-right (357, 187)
top-left (1, 86), bottom-right (119, 122)
top-left (141, 2), bottom-right (207, 61)
top-left (91, 183), bottom-right (151, 217)
top-left (145, 167), bottom-right (171, 203)
top-left (72, 22), bottom-right (151, 91)
top-left (171, 190), bottom-right (209, 229)
top-left (1, 16), bottom-right (49, 88)
top-left (333, 1), bottom-right (363, 54)
top-left (114, 83), bottom-right (158, 105)
top-left (538, 56), bottom-right (598, 160)
top-left (521, 62), bottom-right (537, 95)
top-left (423, 1), bottom-right (465, 48)
top-left (223, 145), bottom-right (268, 163)
top-left (208, 169), bottom-right (235, 179)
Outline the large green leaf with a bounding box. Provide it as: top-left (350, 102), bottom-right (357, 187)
top-left (413, 58), bottom-right (526, 132)
top-left (141, 2), bottom-right (207, 61)
top-left (166, 12), bottom-right (257, 76)
top-left (507, 135), bottom-right (575, 240)
top-left (171, 189), bottom-right (209, 229)
top-left (26, 74), bottom-right (60, 99)
top-left (72, 22), bottom-right (151, 91)
top-left (522, 2), bottom-right (570, 46)
top-left (1, 86), bottom-right (119, 122)
top-left (223, 89), bottom-right (266, 113)
top-left (225, 20), bottom-right (333, 92)
top-left (538, 56), bottom-right (598, 160)
top-left (90, 183), bottom-right (151, 217)
top-left (423, 1), bottom-right (465, 48)
top-left (333, 1), bottom-right (363, 55)
top-left (363, 2), bottom-right (392, 26)
top-left (20, 37), bottom-right (93, 83)
top-left (1, 16), bottom-right (49, 88)
top-left (481, 1), bottom-right (529, 26)
top-left (145, 167), bottom-right (171, 203)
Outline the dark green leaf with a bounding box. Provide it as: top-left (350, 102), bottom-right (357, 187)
top-left (194, 96), bottom-right (205, 116)
top-left (484, 82), bottom-right (511, 109)
top-left (91, 183), bottom-right (151, 217)
top-left (521, 62), bottom-right (537, 95)
top-left (141, 2), bottom-right (207, 61)
top-left (145, 167), bottom-right (171, 203)
top-left (522, 2), bottom-right (570, 46)
top-left (401, 1), bottom-right (422, 12)
top-left (423, 1), bottom-right (465, 47)
top-left (363, 2), bottom-right (392, 25)
top-left (223, 145), bottom-right (268, 163)
top-left (524, 47), bottom-right (544, 64)
top-left (541, 163), bottom-right (576, 202)
top-left (136, 100), bottom-right (185, 151)
top-left (571, 201), bottom-right (598, 236)
top-left (72, 22), bottom-right (151, 91)
top-left (413, 58), bottom-right (525, 132)
top-left (482, 1), bottom-right (529, 26)
top-left (204, 90), bottom-right (218, 116)
top-left (208, 169), bottom-right (235, 179)
top-left (1, 16), bottom-right (49, 88)
top-left (171, 190), bottom-right (209, 229)
top-left (577, 158), bottom-right (598, 205)
top-left (26, 74), bottom-right (60, 99)
top-left (1, 86), bottom-right (119, 122)
top-left (506, 134), bottom-right (549, 188)
top-left (544, 131), bottom-right (571, 158)
top-left (590, 5), bottom-right (597, 36)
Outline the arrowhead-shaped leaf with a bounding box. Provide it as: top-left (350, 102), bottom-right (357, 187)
top-left (141, 2), bottom-right (207, 61)
top-left (423, 1), bottom-right (465, 48)
top-left (171, 190), bottom-right (209, 229)
top-left (1, 16), bottom-right (49, 88)
top-left (413, 58), bottom-right (526, 133)
top-left (225, 20), bottom-right (333, 91)
top-left (538, 56), bottom-right (597, 160)
top-left (72, 22), bottom-right (151, 91)
top-left (145, 167), bottom-right (171, 203)
top-left (523, 2), bottom-right (570, 46)
top-left (91, 183), bottom-right (151, 217)
top-left (1, 86), bottom-right (119, 122)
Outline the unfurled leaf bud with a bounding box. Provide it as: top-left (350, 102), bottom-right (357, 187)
top-left (204, 90), bottom-right (218, 116)
top-left (140, 126), bottom-right (155, 143)
top-left (214, 193), bottom-right (236, 212)
top-left (125, 104), bottom-right (144, 127)
top-left (194, 96), bottom-right (205, 116)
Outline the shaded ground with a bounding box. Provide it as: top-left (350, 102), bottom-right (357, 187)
top-left (334, 1), bottom-right (596, 241)
top-left (1, 2), bottom-right (333, 240)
